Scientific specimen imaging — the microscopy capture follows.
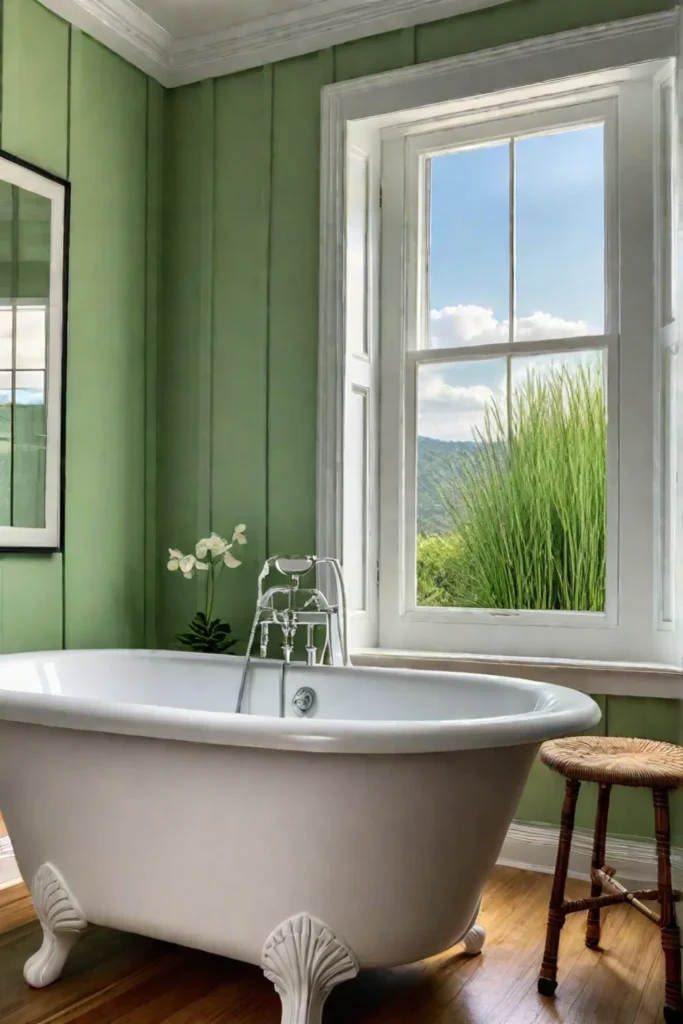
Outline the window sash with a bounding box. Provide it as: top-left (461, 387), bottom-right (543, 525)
top-left (404, 337), bottom-right (617, 627)
top-left (395, 100), bottom-right (618, 626)
top-left (403, 98), bottom-right (618, 357)
top-left (377, 76), bottom-right (674, 662)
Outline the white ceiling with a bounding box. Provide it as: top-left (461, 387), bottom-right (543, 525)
top-left (37, 0), bottom-right (513, 87)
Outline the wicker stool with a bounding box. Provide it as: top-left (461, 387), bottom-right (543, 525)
top-left (537, 736), bottom-right (683, 1023)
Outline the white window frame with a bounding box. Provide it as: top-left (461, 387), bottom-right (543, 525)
top-left (318, 9), bottom-right (682, 667)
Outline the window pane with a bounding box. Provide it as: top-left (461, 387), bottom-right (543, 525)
top-left (416, 358), bottom-right (507, 592)
top-left (16, 305), bottom-right (47, 369)
top-left (13, 370), bottom-right (46, 528)
top-left (0, 371), bottom-right (11, 527)
top-left (0, 308), bottom-right (11, 368)
top-left (515, 125), bottom-right (605, 340)
top-left (429, 142), bottom-right (510, 349)
top-left (18, 191), bottom-right (51, 298)
top-left (416, 351), bottom-right (606, 612)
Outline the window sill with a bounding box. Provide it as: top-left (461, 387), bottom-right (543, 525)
top-left (350, 649), bottom-right (683, 700)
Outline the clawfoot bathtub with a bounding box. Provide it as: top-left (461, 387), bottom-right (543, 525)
top-left (0, 650), bottom-right (599, 1022)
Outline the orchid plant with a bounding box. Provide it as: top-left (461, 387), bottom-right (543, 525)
top-left (167, 525), bottom-right (247, 654)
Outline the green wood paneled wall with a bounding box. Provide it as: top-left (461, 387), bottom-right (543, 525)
top-left (0, 0), bottom-right (162, 650)
top-left (159, 0), bottom-right (681, 838)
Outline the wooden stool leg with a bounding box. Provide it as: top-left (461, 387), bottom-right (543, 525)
top-left (654, 788), bottom-right (683, 1024)
top-left (538, 778), bottom-right (580, 997)
top-left (586, 782), bottom-right (611, 950)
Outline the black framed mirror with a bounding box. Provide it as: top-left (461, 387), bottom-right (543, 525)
top-left (0, 151), bottom-right (69, 551)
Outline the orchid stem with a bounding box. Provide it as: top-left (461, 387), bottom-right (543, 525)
top-left (206, 559), bottom-right (215, 622)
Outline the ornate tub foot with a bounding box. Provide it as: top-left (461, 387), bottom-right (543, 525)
top-left (262, 912), bottom-right (359, 1024)
top-left (24, 864), bottom-right (87, 988)
top-left (462, 923), bottom-right (486, 955)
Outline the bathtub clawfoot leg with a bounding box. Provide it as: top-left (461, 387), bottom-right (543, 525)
top-left (24, 864), bottom-right (87, 988)
top-left (462, 923), bottom-right (486, 955)
top-left (262, 912), bottom-right (359, 1024)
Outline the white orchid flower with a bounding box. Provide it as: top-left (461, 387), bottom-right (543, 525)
top-left (196, 532), bottom-right (229, 559)
top-left (179, 554), bottom-right (197, 579)
top-left (232, 524), bottom-right (247, 545)
top-left (195, 538), bottom-right (210, 559)
top-left (167, 548), bottom-right (184, 571)
top-left (223, 548), bottom-right (242, 569)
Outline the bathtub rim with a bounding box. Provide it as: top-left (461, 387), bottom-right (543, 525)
top-left (0, 649), bottom-right (601, 755)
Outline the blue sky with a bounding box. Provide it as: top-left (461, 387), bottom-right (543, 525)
top-left (429, 123), bottom-right (604, 325)
top-left (419, 123), bottom-right (605, 441)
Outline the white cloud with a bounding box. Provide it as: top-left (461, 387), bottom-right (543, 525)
top-left (429, 304), bottom-right (596, 349)
top-left (419, 304), bottom-right (599, 442)
top-left (418, 364), bottom-right (501, 442)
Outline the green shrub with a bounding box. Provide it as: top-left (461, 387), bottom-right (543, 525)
top-left (416, 532), bottom-right (464, 606)
top-left (418, 363), bottom-right (606, 612)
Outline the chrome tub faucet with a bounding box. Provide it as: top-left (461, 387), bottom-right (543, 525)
top-left (236, 555), bottom-right (349, 713)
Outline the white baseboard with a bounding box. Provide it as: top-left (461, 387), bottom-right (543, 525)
top-left (0, 835), bottom-right (20, 887)
top-left (499, 819), bottom-right (682, 892)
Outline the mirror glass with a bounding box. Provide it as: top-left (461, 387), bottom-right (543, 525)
top-left (0, 155), bottom-right (67, 549)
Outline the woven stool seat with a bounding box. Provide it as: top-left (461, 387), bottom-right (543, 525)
top-left (541, 736), bottom-right (683, 790)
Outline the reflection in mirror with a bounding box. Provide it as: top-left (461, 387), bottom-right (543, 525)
top-left (0, 154), bottom-right (67, 549)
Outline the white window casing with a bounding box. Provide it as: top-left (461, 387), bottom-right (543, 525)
top-left (318, 9), bottom-right (683, 670)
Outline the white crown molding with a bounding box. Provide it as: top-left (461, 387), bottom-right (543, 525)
top-left (168, 0), bottom-right (512, 85)
top-left (36, 0), bottom-right (518, 87)
top-left (37, 0), bottom-right (679, 88)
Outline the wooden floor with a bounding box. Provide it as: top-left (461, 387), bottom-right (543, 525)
top-left (0, 866), bottom-right (666, 1023)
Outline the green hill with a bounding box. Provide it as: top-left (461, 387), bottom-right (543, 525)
top-left (417, 436), bottom-right (479, 535)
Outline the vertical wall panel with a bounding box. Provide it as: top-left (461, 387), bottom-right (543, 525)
top-left (0, 0), bottom-right (68, 652)
top-left (608, 696), bottom-right (683, 842)
top-left (334, 27), bottom-right (415, 81)
top-left (157, 85), bottom-right (207, 645)
top-left (65, 32), bottom-right (148, 648)
top-left (196, 80), bottom-right (215, 545)
top-left (144, 79), bottom-right (164, 647)
top-left (267, 51), bottom-right (333, 556)
top-left (212, 67), bottom-right (272, 641)
top-left (1, 0), bottom-right (69, 176)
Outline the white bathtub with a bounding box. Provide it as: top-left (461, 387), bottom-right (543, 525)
top-left (0, 650), bottom-right (599, 1023)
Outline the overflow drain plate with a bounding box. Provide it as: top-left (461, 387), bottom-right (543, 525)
top-left (291, 686), bottom-right (317, 717)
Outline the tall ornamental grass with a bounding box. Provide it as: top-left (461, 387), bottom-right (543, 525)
top-left (418, 364), bottom-right (606, 611)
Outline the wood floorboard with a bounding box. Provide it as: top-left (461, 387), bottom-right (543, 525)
top-left (0, 867), bottom-right (668, 1023)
